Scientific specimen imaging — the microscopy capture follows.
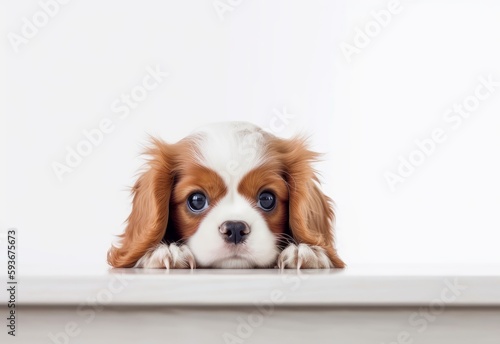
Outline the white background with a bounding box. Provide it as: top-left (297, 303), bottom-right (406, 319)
top-left (1, 0), bottom-right (500, 272)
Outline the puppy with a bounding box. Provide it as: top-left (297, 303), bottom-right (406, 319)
top-left (108, 122), bottom-right (344, 269)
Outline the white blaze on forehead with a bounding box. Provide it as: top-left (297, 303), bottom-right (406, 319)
top-left (192, 122), bottom-right (267, 186)
top-left (185, 122), bottom-right (279, 268)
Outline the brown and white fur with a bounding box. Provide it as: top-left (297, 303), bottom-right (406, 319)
top-left (108, 122), bottom-right (344, 269)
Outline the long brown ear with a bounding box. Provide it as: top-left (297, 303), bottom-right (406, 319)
top-left (269, 136), bottom-right (345, 268)
top-left (108, 138), bottom-right (183, 268)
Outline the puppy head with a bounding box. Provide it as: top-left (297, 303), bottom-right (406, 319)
top-left (108, 122), bottom-right (344, 268)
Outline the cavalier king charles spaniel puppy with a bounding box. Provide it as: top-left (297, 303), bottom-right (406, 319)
top-left (108, 122), bottom-right (344, 269)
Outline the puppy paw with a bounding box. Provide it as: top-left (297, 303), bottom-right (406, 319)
top-left (136, 243), bottom-right (195, 269)
top-left (277, 244), bottom-right (332, 269)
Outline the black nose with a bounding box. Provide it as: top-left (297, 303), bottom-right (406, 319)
top-left (219, 221), bottom-right (250, 244)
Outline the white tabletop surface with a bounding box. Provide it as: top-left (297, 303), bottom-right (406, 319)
top-left (10, 264), bottom-right (500, 306)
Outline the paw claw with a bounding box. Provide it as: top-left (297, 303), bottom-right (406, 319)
top-left (277, 244), bottom-right (332, 269)
top-left (136, 243), bottom-right (196, 269)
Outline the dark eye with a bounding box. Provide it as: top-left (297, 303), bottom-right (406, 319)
top-left (257, 191), bottom-right (276, 211)
top-left (187, 192), bottom-right (208, 212)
